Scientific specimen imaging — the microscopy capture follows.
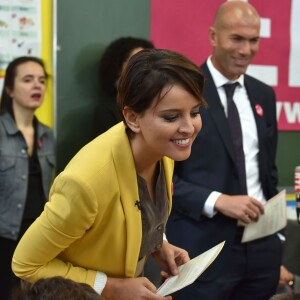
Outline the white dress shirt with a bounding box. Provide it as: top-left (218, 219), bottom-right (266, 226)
top-left (203, 57), bottom-right (265, 218)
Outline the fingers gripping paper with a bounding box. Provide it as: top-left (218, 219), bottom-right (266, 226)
top-left (157, 241), bottom-right (225, 296)
top-left (242, 190), bottom-right (287, 243)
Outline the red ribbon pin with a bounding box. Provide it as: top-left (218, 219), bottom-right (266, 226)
top-left (37, 138), bottom-right (42, 149)
top-left (255, 104), bottom-right (264, 117)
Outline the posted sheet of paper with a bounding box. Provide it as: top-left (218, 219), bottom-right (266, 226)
top-left (242, 190), bottom-right (287, 243)
top-left (157, 241), bottom-right (225, 296)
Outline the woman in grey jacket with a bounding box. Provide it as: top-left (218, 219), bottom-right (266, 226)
top-left (0, 56), bottom-right (55, 299)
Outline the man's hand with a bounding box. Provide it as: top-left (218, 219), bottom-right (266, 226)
top-left (152, 241), bottom-right (190, 278)
top-left (101, 277), bottom-right (172, 300)
top-left (278, 265), bottom-right (294, 288)
top-left (214, 194), bottom-right (264, 223)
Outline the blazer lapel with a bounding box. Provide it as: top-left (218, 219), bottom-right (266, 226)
top-left (201, 63), bottom-right (236, 163)
top-left (111, 123), bottom-right (142, 277)
top-left (244, 76), bottom-right (265, 137)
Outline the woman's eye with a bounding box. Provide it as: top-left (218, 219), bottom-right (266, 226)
top-left (23, 76), bottom-right (33, 83)
top-left (162, 115), bottom-right (178, 122)
top-left (191, 111), bottom-right (200, 118)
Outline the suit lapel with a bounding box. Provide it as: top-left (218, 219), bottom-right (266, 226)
top-left (244, 76), bottom-right (265, 172)
top-left (201, 63), bottom-right (236, 163)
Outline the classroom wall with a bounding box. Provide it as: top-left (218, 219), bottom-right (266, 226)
top-left (56, 0), bottom-right (151, 173)
top-left (56, 0), bottom-right (299, 187)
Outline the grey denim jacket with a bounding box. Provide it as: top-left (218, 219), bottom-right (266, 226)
top-left (0, 112), bottom-right (56, 240)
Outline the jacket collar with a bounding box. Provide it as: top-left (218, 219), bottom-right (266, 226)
top-left (201, 62), bottom-right (236, 162)
top-left (1, 112), bottom-right (19, 135)
top-left (1, 111), bottom-right (45, 139)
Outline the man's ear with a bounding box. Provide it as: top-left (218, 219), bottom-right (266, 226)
top-left (209, 26), bottom-right (217, 47)
top-left (122, 106), bottom-right (141, 133)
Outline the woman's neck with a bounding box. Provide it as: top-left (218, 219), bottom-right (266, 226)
top-left (13, 107), bottom-right (34, 129)
top-left (130, 136), bottom-right (161, 202)
top-left (13, 108), bottom-right (35, 156)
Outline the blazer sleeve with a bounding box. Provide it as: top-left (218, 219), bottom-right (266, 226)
top-left (172, 170), bottom-right (214, 222)
top-left (12, 172), bottom-right (99, 286)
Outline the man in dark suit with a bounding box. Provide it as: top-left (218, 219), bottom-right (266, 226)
top-left (166, 1), bottom-right (281, 300)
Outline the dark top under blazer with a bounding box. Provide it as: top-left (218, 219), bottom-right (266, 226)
top-left (166, 61), bottom-right (278, 280)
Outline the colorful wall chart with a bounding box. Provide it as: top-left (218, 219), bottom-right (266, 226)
top-left (0, 0), bottom-right (53, 127)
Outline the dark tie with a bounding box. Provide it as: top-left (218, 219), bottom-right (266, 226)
top-left (223, 83), bottom-right (248, 194)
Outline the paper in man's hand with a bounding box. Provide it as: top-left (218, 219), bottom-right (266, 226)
top-left (242, 190), bottom-right (287, 243)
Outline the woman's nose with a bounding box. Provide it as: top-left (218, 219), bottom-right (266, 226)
top-left (178, 117), bottom-right (195, 134)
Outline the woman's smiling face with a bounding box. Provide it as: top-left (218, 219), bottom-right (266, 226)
top-left (133, 84), bottom-right (202, 162)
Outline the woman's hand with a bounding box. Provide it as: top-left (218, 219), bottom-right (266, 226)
top-left (101, 277), bottom-right (172, 300)
top-left (152, 241), bottom-right (190, 278)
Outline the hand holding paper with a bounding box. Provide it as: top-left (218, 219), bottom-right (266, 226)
top-left (157, 241), bottom-right (225, 296)
top-left (242, 190), bottom-right (287, 243)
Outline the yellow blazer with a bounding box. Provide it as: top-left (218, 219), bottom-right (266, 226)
top-left (12, 122), bottom-right (174, 287)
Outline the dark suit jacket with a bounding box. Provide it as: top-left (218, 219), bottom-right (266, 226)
top-left (166, 61), bottom-right (278, 280)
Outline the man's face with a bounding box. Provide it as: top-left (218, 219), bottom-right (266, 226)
top-left (209, 17), bottom-right (260, 80)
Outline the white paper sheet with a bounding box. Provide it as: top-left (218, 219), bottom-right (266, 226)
top-left (157, 241), bottom-right (225, 296)
top-left (241, 190), bottom-right (287, 243)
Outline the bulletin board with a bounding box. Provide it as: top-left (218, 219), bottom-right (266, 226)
top-left (0, 0), bottom-right (53, 127)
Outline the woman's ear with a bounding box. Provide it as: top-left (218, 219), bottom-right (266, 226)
top-left (122, 106), bottom-right (141, 133)
top-left (5, 87), bottom-right (13, 98)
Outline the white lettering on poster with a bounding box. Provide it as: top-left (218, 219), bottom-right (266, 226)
top-left (277, 102), bottom-right (300, 124)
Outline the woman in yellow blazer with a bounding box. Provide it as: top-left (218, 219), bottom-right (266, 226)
top-left (12, 49), bottom-right (206, 300)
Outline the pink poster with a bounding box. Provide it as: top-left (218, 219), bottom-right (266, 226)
top-left (150, 0), bottom-right (300, 131)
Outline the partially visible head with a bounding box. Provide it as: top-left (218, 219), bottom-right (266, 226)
top-left (10, 277), bottom-right (102, 300)
top-left (0, 56), bottom-right (47, 116)
top-left (117, 49), bottom-right (206, 153)
top-left (100, 36), bottom-right (154, 97)
top-left (209, 0), bottom-right (260, 80)
top-left (269, 294), bottom-right (300, 300)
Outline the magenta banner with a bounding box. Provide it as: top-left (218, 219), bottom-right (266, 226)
top-left (150, 0), bottom-right (300, 131)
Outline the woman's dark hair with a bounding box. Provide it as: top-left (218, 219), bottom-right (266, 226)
top-left (0, 56), bottom-right (47, 116)
top-left (100, 37), bottom-right (154, 97)
top-left (117, 49), bottom-right (206, 135)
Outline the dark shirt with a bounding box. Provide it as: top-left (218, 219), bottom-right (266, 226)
top-left (23, 120), bottom-right (46, 222)
top-left (138, 163), bottom-right (169, 259)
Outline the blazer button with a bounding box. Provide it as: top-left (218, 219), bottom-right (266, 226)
top-left (156, 224), bottom-right (163, 231)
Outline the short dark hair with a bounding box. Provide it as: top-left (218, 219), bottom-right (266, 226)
top-left (0, 56), bottom-right (47, 116)
top-left (117, 49), bottom-right (206, 135)
top-left (10, 277), bottom-right (102, 300)
top-left (100, 36), bottom-right (154, 97)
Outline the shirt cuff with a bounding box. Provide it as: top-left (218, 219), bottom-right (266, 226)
top-left (163, 232), bottom-right (168, 242)
top-left (93, 271), bottom-right (107, 295)
top-left (277, 232), bottom-right (286, 242)
top-left (203, 191), bottom-right (221, 218)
